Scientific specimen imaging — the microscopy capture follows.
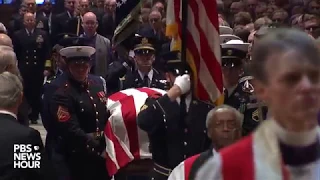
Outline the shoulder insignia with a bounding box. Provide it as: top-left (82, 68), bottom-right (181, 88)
top-left (252, 109), bottom-right (260, 122)
top-left (57, 106), bottom-right (70, 122)
top-left (140, 104), bottom-right (148, 111)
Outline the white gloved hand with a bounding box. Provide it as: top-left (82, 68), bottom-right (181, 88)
top-left (174, 74), bottom-right (191, 94)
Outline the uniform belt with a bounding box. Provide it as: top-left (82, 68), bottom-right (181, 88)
top-left (153, 163), bottom-right (172, 177)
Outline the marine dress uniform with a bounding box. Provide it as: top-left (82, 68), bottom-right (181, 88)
top-left (137, 51), bottom-right (214, 180)
top-left (48, 39), bottom-right (110, 180)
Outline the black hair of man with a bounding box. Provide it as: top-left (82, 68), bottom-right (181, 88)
top-left (250, 28), bottom-right (320, 83)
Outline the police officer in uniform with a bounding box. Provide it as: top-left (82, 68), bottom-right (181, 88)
top-left (137, 51), bottom-right (214, 180)
top-left (221, 40), bottom-right (267, 136)
top-left (107, 33), bottom-right (168, 94)
top-left (48, 38), bottom-right (110, 180)
top-left (12, 12), bottom-right (51, 124)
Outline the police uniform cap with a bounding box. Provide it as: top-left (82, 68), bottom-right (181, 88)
top-left (220, 34), bottom-right (242, 44)
top-left (161, 50), bottom-right (191, 76)
top-left (221, 40), bottom-right (248, 68)
top-left (222, 39), bottom-right (250, 52)
top-left (59, 37), bottom-right (95, 62)
top-left (219, 26), bottom-right (233, 35)
top-left (133, 29), bottom-right (156, 54)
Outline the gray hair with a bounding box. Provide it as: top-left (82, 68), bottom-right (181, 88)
top-left (0, 48), bottom-right (21, 78)
top-left (0, 71), bottom-right (23, 109)
top-left (206, 104), bottom-right (244, 129)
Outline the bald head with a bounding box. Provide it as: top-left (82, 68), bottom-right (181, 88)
top-left (82, 12), bottom-right (98, 35)
top-left (83, 12), bottom-right (97, 21)
top-left (0, 34), bottom-right (13, 47)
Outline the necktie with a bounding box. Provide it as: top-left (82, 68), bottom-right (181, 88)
top-left (224, 89), bottom-right (229, 98)
top-left (143, 75), bottom-right (149, 87)
top-left (180, 95), bottom-right (187, 126)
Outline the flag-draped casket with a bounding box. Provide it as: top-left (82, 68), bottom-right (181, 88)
top-left (104, 88), bottom-right (167, 176)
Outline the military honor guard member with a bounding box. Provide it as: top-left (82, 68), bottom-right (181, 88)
top-left (196, 28), bottom-right (320, 180)
top-left (107, 32), bottom-right (168, 94)
top-left (168, 105), bottom-right (243, 180)
top-left (41, 34), bottom-right (77, 159)
top-left (12, 12), bottom-right (51, 124)
top-left (48, 38), bottom-right (110, 180)
top-left (221, 39), bottom-right (267, 136)
top-left (137, 51), bottom-right (214, 180)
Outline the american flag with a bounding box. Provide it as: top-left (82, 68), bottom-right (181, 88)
top-left (104, 88), bottom-right (167, 176)
top-left (166, 0), bottom-right (223, 103)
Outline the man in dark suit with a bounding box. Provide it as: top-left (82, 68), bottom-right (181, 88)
top-left (0, 71), bottom-right (55, 180)
top-left (12, 12), bottom-right (51, 124)
top-left (51, 0), bottom-right (83, 44)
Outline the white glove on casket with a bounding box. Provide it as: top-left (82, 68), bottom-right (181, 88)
top-left (174, 74), bottom-right (191, 94)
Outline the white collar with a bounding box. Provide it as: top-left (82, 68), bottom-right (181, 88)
top-left (212, 148), bottom-right (217, 155)
top-left (25, 29), bottom-right (34, 34)
top-left (138, 69), bottom-right (153, 82)
top-left (67, 11), bottom-right (72, 18)
top-left (176, 93), bottom-right (192, 112)
top-left (270, 119), bottom-right (318, 146)
top-left (0, 110), bottom-right (17, 120)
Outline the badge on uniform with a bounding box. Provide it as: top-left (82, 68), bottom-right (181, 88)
top-left (97, 91), bottom-right (107, 104)
top-left (36, 35), bottom-right (44, 48)
top-left (57, 106), bottom-right (70, 122)
top-left (36, 21), bottom-right (44, 29)
top-left (140, 104), bottom-right (148, 111)
top-left (252, 109), bottom-right (260, 122)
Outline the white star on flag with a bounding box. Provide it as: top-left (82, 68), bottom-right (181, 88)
top-left (116, 1), bottom-right (122, 7)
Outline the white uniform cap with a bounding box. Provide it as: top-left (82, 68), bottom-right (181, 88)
top-left (221, 39), bottom-right (250, 52)
top-left (219, 34), bottom-right (241, 44)
top-left (59, 46), bottom-right (96, 58)
top-left (219, 26), bottom-right (233, 35)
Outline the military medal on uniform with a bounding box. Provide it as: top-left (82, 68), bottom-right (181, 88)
top-left (36, 20), bottom-right (44, 29)
top-left (36, 35), bottom-right (44, 48)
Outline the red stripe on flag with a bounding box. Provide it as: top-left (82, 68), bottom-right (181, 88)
top-left (202, 0), bottom-right (219, 29)
top-left (104, 121), bottom-right (131, 176)
top-left (119, 94), bottom-right (140, 159)
top-left (188, 1), bottom-right (223, 91)
top-left (137, 87), bottom-right (164, 99)
top-left (108, 91), bottom-right (140, 159)
top-left (197, 81), bottom-right (209, 101)
top-left (108, 91), bottom-right (129, 102)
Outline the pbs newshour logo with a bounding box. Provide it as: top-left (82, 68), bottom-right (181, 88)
top-left (14, 144), bottom-right (41, 168)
